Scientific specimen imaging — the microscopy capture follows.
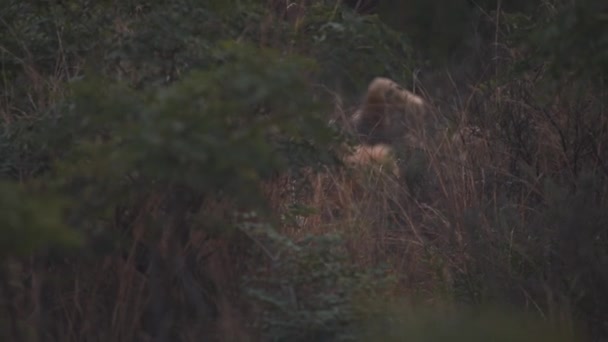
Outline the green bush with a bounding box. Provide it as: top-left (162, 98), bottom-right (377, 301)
top-left (0, 181), bottom-right (79, 261)
top-left (1, 0), bottom-right (606, 340)
top-left (244, 230), bottom-right (395, 342)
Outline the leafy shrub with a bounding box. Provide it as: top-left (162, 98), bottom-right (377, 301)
top-left (0, 181), bottom-right (79, 261)
top-left (2, 0), bottom-right (606, 341)
top-left (244, 229), bottom-right (395, 342)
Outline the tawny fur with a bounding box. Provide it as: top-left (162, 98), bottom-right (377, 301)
top-left (344, 144), bottom-right (399, 177)
top-left (351, 77), bottom-right (428, 146)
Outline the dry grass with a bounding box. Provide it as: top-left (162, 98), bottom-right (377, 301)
top-left (1, 2), bottom-right (605, 341)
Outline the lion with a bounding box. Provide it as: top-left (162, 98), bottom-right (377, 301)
top-left (344, 143), bottom-right (399, 177)
top-left (350, 77), bottom-right (429, 147)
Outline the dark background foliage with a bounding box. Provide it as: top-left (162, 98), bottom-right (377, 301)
top-left (0, 0), bottom-right (606, 341)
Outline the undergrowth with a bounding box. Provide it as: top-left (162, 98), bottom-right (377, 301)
top-left (0, 0), bottom-right (606, 341)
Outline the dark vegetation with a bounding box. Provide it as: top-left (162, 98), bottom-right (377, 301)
top-left (1, 0), bottom-right (607, 341)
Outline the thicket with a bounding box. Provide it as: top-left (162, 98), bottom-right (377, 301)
top-left (0, 0), bottom-right (606, 341)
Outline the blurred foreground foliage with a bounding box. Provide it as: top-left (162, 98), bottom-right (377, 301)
top-left (0, 0), bottom-right (605, 341)
top-left (0, 181), bottom-right (79, 261)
